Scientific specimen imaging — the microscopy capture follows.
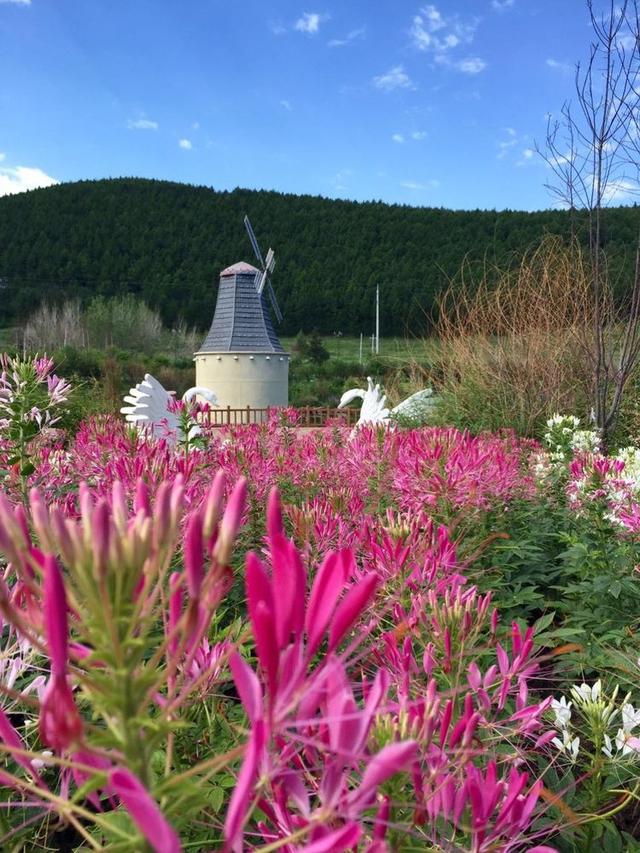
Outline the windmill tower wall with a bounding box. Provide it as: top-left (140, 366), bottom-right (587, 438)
top-left (194, 262), bottom-right (290, 412)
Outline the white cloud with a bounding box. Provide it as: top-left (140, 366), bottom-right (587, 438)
top-left (0, 164), bottom-right (58, 197)
top-left (412, 130), bottom-right (428, 140)
top-left (280, 99), bottom-right (293, 111)
top-left (270, 21), bottom-right (287, 35)
top-left (0, 0), bottom-right (31, 5)
top-left (192, 121), bottom-right (200, 130)
top-left (0, 153), bottom-right (5, 162)
top-left (392, 133), bottom-right (405, 143)
top-left (546, 58), bottom-right (572, 73)
top-left (497, 127), bottom-right (521, 159)
top-left (373, 65), bottom-right (414, 91)
top-left (411, 5), bottom-right (485, 74)
top-left (516, 147), bottom-right (536, 166)
top-left (491, 0), bottom-right (514, 10)
top-left (497, 129), bottom-right (537, 165)
top-left (411, 5), bottom-right (476, 52)
top-left (294, 12), bottom-right (326, 34)
top-left (402, 179), bottom-right (440, 190)
top-left (455, 57), bottom-right (486, 73)
top-left (603, 178), bottom-right (639, 203)
top-left (330, 168), bottom-right (353, 192)
top-left (178, 138), bottom-right (192, 150)
top-left (328, 27), bottom-right (365, 47)
top-left (127, 118), bottom-right (159, 131)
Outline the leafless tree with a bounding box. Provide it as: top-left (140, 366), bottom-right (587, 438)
top-left (541, 0), bottom-right (640, 443)
top-left (24, 300), bottom-right (85, 351)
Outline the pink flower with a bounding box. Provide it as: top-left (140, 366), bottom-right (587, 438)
top-left (215, 477), bottom-right (247, 564)
top-left (38, 555), bottom-right (83, 751)
top-left (39, 674), bottom-right (83, 752)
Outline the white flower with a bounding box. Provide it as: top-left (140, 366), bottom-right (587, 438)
top-left (603, 733), bottom-right (614, 758)
top-left (551, 696), bottom-right (573, 729)
top-left (615, 728), bottom-right (640, 757)
top-left (621, 703), bottom-right (640, 733)
top-left (572, 680), bottom-right (601, 704)
top-left (571, 429), bottom-right (601, 454)
top-left (552, 729), bottom-right (580, 760)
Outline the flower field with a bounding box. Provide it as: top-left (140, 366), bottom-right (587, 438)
top-left (3, 356), bottom-right (640, 851)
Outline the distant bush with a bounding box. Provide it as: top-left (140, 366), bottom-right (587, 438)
top-left (432, 238), bottom-right (593, 437)
top-left (24, 296), bottom-right (199, 359)
top-left (291, 330), bottom-right (330, 363)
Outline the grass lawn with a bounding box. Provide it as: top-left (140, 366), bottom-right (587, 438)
top-left (280, 335), bottom-right (433, 364)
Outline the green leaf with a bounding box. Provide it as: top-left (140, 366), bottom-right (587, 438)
top-left (534, 611), bottom-right (556, 633)
top-left (207, 785), bottom-right (224, 813)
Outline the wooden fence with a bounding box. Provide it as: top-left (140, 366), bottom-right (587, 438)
top-left (203, 406), bottom-right (360, 428)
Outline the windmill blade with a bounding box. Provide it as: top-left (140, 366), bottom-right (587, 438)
top-left (244, 215), bottom-right (265, 268)
top-left (256, 269), bottom-right (269, 295)
top-left (265, 247), bottom-right (275, 274)
top-left (267, 280), bottom-right (283, 323)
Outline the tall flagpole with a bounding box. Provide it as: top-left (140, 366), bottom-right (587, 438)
top-left (375, 285), bottom-right (380, 355)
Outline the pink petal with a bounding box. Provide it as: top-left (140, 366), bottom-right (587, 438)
top-left (203, 471), bottom-right (226, 541)
top-left (245, 552), bottom-right (274, 621)
top-left (229, 652), bottom-right (263, 725)
top-left (43, 554), bottom-right (68, 676)
top-left (0, 707), bottom-right (46, 787)
top-left (224, 719), bottom-right (265, 853)
top-left (216, 477), bottom-right (247, 563)
top-left (183, 511), bottom-right (204, 599)
top-left (352, 741), bottom-right (417, 807)
top-left (306, 551), bottom-right (345, 658)
top-left (134, 479), bottom-right (151, 517)
top-left (270, 534), bottom-right (306, 649)
top-left (110, 768), bottom-right (181, 853)
top-left (253, 601), bottom-right (279, 698)
top-left (91, 499), bottom-right (110, 579)
top-left (168, 573), bottom-right (183, 661)
top-left (328, 572), bottom-right (379, 653)
top-left (266, 487), bottom-right (283, 538)
top-left (299, 822), bottom-right (362, 853)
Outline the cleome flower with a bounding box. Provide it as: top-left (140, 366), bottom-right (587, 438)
top-left (552, 729), bottom-right (580, 761)
top-left (551, 696), bottom-right (572, 729)
top-left (571, 680), bottom-right (602, 705)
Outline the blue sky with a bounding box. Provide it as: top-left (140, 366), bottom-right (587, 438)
top-left (0, 0), bottom-right (596, 210)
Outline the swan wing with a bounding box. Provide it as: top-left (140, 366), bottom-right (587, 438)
top-left (121, 374), bottom-right (180, 439)
top-left (359, 378), bottom-right (390, 424)
top-left (391, 388), bottom-right (436, 418)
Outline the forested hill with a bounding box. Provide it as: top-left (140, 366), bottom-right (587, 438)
top-left (0, 177), bottom-right (638, 336)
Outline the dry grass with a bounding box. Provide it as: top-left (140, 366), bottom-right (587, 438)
top-left (432, 237), bottom-right (598, 436)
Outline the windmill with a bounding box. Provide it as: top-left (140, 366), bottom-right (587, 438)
top-left (244, 215), bottom-right (283, 323)
top-left (193, 217), bottom-right (290, 414)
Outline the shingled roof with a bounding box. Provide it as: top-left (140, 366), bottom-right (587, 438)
top-left (198, 261), bottom-right (285, 353)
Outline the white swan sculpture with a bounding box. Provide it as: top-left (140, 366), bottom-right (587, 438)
top-left (338, 376), bottom-right (435, 428)
top-left (121, 374), bottom-right (218, 443)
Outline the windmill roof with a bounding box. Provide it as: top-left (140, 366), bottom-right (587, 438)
top-left (221, 261), bottom-right (259, 276)
top-left (199, 262), bottom-right (285, 353)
